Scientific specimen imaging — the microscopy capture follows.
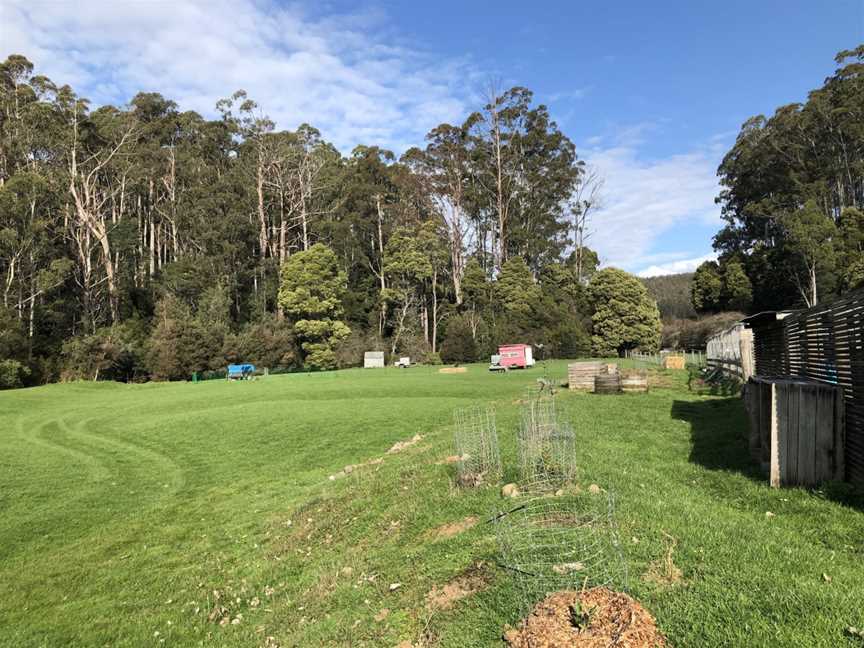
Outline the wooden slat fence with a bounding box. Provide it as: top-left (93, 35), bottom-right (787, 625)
top-left (706, 323), bottom-right (755, 381)
top-left (746, 288), bottom-right (864, 483)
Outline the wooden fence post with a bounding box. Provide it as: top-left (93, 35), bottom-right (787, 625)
top-left (769, 382), bottom-right (780, 487)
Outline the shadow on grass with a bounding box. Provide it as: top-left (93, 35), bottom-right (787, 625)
top-left (671, 397), bottom-right (759, 477)
top-left (672, 397), bottom-right (864, 511)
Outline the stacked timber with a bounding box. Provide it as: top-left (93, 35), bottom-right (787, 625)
top-left (568, 361), bottom-right (602, 391)
top-left (621, 371), bottom-right (649, 393)
top-left (594, 372), bottom-right (622, 394)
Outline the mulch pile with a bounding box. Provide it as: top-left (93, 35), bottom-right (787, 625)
top-left (503, 588), bottom-right (667, 648)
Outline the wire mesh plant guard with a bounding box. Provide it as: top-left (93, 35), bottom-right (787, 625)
top-left (495, 489), bottom-right (628, 610)
top-left (453, 406), bottom-right (502, 487)
top-left (517, 397), bottom-right (577, 489)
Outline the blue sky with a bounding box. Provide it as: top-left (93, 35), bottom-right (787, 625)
top-left (3, 0), bottom-right (863, 274)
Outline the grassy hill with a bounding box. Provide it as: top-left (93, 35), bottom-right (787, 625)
top-left (2, 363), bottom-right (862, 646)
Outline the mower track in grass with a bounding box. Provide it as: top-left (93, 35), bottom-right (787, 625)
top-left (1, 361), bottom-right (863, 647)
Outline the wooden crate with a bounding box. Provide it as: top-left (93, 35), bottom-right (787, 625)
top-left (745, 377), bottom-right (845, 487)
top-left (621, 372), bottom-right (649, 393)
top-left (594, 373), bottom-right (621, 394)
top-left (568, 361), bottom-right (602, 391)
top-left (662, 355), bottom-right (686, 370)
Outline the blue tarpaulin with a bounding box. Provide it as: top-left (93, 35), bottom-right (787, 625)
top-left (227, 364), bottom-right (255, 377)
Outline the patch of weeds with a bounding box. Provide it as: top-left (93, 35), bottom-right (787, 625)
top-left (643, 531), bottom-right (683, 588)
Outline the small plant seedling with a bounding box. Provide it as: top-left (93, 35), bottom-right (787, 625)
top-left (568, 601), bottom-right (595, 630)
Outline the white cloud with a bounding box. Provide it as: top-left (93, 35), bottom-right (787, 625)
top-left (636, 253), bottom-right (717, 278)
top-left (584, 128), bottom-right (725, 271)
top-left (1, 0), bottom-right (477, 153)
top-left (547, 87), bottom-right (592, 102)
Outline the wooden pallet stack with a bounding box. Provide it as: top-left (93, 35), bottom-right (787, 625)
top-left (568, 361), bottom-right (602, 391)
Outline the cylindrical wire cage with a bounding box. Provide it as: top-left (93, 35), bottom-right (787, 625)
top-left (495, 490), bottom-right (627, 609)
top-left (517, 397), bottom-right (577, 487)
top-left (453, 405), bottom-right (502, 487)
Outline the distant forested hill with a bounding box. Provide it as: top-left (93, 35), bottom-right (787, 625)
top-left (642, 273), bottom-right (696, 321)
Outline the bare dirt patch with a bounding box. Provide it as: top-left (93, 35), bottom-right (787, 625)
top-left (328, 456), bottom-right (385, 481)
top-left (430, 516), bottom-right (478, 541)
top-left (503, 587), bottom-right (667, 648)
top-left (387, 434), bottom-right (424, 455)
top-left (434, 455), bottom-right (462, 465)
top-left (426, 563), bottom-right (491, 610)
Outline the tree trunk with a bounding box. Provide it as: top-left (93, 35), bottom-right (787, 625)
top-left (390, 298), bottom-right (411, 356)
top-left (278, 187), bottom-right (287, 263)
top-left (257, 151), bottom-right (268, 259)
top-left (375, 195), bottom-right (387, 338)
top-left (431, 271), bottom-right (439, 354)
top-left (95, 220), bottom-right (119, 322)
top-left (491, 104), bottom-right (507, 272)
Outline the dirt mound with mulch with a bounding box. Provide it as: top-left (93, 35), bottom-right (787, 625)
top-left (503, 588), bottom-right (667, 648)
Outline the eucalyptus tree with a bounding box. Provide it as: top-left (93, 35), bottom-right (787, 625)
top-left (334, 145), bottom-right (399, 336)
top-left (714, 45), bottom-right (864, 309)
top-left (0, 52), bottom-right (607, 386)
top-left (403, 123), bottom-right (472, 304)
top-left (65, 99), bottom-right (138, 325)
top-left (569, 165), bottom-right (603, 283)
top-left (382, 226), bottom-right (431, 355)
top-left (463, 86), bottom-right (582, 273)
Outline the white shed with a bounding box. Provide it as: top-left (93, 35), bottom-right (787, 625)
top-left (364, 351), bottom-right (385, 368)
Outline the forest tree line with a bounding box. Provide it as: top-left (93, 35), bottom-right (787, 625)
top-left (0, 54), bottom-right (662, 386)
top-left (692, 45), bottom-right (864, 314)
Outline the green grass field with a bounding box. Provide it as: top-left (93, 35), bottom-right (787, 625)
top-left (2, 361), bottom-right (863, 647)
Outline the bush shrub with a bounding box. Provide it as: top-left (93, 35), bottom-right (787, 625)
top-left (662, 312), bottom-right (745, 350)
top-left (333, 329), bottom-right (386, 368)
top-left (146, 296), bottom-right (228, 381)
top-left (0, 359), bottom-right (30, 389)
top-left (440, 315), bottom-right (478, 363)
top-left (61, 321), bottom-right (148, 382)
top-left (423, 351), bottom-right (442, 365)
top-left (223, 315), bottom-right (296, 369)
top-left (546, 321), bottom-right (592, 359)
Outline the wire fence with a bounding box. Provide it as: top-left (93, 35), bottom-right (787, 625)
top-left (626, 350), bottom-right (705, 367)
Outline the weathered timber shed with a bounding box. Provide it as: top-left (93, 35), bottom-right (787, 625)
top-left (744, 376), bottom-right (844, 487)
top-left (742, 289), bottom-right (864, 483)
